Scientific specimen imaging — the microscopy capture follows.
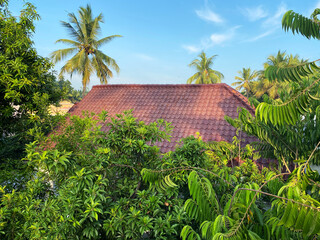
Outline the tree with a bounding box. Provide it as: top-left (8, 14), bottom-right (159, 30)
top-left (0, 111), bottom-right (193, 239)
top-left (252, 51), bottom-right (304, 100)
top-left (0, 0), bottom-right (62, 189)
top-left (232, 68), bottom-right (257, 98)
top-left (187, 52), bottom-right (224, 84)
top-left (56, 77), bottom-right (85, 103)
top-left (51, 5), bottom-right (121, 94)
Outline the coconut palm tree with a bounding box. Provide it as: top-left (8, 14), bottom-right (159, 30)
top-left (187, 52), bottom-right (224, 84)
top-left (232, 68), bottom-right (257, 98)
top-left (51, 5), bottom-right (121, 93)
top-left (252, 51), bottom-right (305, 99)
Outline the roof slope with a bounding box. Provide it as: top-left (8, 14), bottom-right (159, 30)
top-left (69, 84), bottom-right (256, 152)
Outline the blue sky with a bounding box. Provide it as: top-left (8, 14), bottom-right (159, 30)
top-left (9, 0), bottom-right (320, 90)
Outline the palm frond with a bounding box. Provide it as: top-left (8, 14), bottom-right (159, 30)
top-left (91, 55), bottom-right (112, 84)
top-left (60, 20), bottom-right (82, 42)
top-left (282, 10), bottom-right (320, 39)
top-left (95, 35), bottom-right (122, 48)
top-left (94, 50), bottom-right (120, 73)
top-left (59, 49), bottom-right (86, 76)
top-left (67, 13), bottom-right (85, 43)
top-left (88, 13), bottom-right (103, 42)
top-left (265, 61), bottom-right (320, 82)
top-left (55, 39), bottom-right (80, 46)
top-left (181, 225), bottom-right (201, 240)
top-left (50, 47), bottom-right (78, 63)
top-left (187, 73), bottom-right (201, 84)
top-left (255, 90), bottom-right (319, 126)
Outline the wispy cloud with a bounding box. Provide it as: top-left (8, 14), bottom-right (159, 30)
top-left (195, 6), bottom-right (223, 23)
top-left (135, 53), bottom-right (155, 61)
top-left (241, 5), bottom-right (268, 21)
top-left (244, 3), bottom-right (287, 42)
top-left (262, 3), bottom-right (287, 28)
top-left (245, 30), bottom-right (275, 42)
top-left (182, 45), bottom-right (201, 53)
top-left (183, 26), bottom-right (240, 53)
top-left (209, 32), bottom-right (232, 45)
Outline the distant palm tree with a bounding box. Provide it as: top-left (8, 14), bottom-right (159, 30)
top-left (187, 52), bottom-right (224, 84)
top-left (51, 5), bottom-right (122, 93)
top-left (232, 68), bottom-right (257, 98)
top-left (252, 51), bottom-right (305, 99)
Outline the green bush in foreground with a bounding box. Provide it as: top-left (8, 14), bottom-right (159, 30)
top-left (1, 111), bottom-right (320, 239)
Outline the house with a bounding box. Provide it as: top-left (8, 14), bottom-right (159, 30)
top-left (68, 83), bottom-right (260, 157)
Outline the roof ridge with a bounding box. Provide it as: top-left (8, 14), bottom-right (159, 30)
top-left (91, 84), bottom-right (226, 88)
top-left (221, 84), bottom-right (255, 114)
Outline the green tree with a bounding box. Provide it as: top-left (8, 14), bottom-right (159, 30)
top-left (0, 111), bottom-right (194, 239)
top-left (57, 77), bottom-right (85, 103)
top-left (187, 52), bottom-right (224, 84)
top-left (51, 5), bottom-right (121, 94)
top-left (0, 0), bottom-right (61, 189)
top-left (232, 68), bottom-right (257, 98)
top-left (252, 51), bottom-right (304, 100)
top-left (143, 135), bottom-right (320, 239)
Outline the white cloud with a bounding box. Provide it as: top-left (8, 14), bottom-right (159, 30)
top-left (210, 33), bottom-right (231, 45)
top-left (195, 7), bottom-right (223, 23)
top-left (263, 3), bottom-right (287, 28)
top-left (182, 45), bottom-right (201, 53)
top-left (241, 5), bottom-right (268, 21)
top-left (182, 26), bottom-right (240, 53)
top-left (208, 26), bottom-right (240, 46)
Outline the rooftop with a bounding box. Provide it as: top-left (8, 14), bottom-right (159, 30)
top-left (69, 83), bottom-right (256, 152)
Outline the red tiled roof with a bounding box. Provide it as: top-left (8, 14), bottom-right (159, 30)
top-left (68, 84), bottom-right (257, 152)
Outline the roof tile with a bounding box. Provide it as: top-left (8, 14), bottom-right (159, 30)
top-left (69, 84), bottom-right (256, 152)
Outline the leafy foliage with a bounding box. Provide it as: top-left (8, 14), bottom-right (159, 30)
top-left (264, 61), bottom-right (320, 82)
top-left (253, 9), bottom-right (320, 126)
top-left (0, 111), bottom-right (198, 239)
top-left (0, 0), bottom-right (63, 190)
top-left (144, 158), bottom-right (320, 239)
top-left (56, 77), bottom-right (85, 103)
top-left (282, 9), bottom-right (320, 39)
top-left (255, 90), bottom-right (319, 126)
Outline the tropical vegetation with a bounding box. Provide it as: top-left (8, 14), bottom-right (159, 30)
top-left (187, 52), bottom-right (224, 84)
top-left (1, 0), bottom-right (320, 239)
top-left (51, 4), bottom-right (121, 93)
top-left (232, 68), bottom-right (257, 98)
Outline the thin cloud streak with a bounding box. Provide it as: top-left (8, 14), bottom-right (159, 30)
top-left (241, 5), bottom-right (268, 22)
top-left (245, 30), bottom-right (275, 42)
top-left (262, 3), bottom-right (287, 28)
top-left (195, 7), bottom-right (223, 23)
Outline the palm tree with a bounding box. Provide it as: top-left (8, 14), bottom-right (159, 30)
top-left (51, 5), bottom-right (121, 93)
top-left (187, 52), bottom-right (224, 84)
top-left (252, 51), bottom-right (304, 99)
top-left (232, 68), bottom-right (257, 98)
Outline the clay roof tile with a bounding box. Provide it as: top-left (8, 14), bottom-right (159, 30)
top-left (68, 84), bottom-right (256, 152)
